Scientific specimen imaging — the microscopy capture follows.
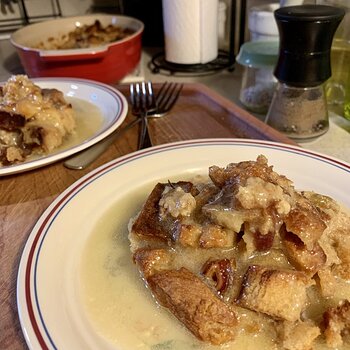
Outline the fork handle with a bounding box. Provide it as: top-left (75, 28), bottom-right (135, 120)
top-left (64, 117), bottom-right (141, 170)
top-left (138, 114), bottom-right (153, 149)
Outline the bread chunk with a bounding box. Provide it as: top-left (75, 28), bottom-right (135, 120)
top-left (131, 181), bottom-right (194, 243)
top-left (199, 223), bottom-right (235, 248)
top-left (281, 227), bottom-right (326, 275)
top-left (317, 267), bottom-right (339, 298)
top-left (284, 201), bottom-right (326, 250)
top-left (208, 154), bottom-right (293, 192)
top-left (147, 267), bottom-right (238, 345)
top-left (177, 223), bottom-right (202, 247)
top-left (323, 300), bottom-right (350, 348)
top-left (333, 262), bottom-right (350, 280)
top-left (237, 265), bottom-right (312, 322)
top-left (0, 110), bottom-right (25, 131)
top-left (133, 248), bottom-right (173, 279)
top-left (279, 320), bottom-right (320, 350)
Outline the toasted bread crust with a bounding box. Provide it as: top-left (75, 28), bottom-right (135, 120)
top-left (237, 265), bottom-right (312, 322)
top-left (133, 248), bottom-right (173, 279)
top-left (281, 227), bottom-right (326, 275)
top-left (131, 183), bottom-right (170, 242)
top-left (284, 201), bottom-right (326, 250)
top-left (208, 154), bottom-right (293, 191)
top-left (131, 181), bottom-right (194, 243)
top-left (323, 300), bottom-right (350, 348)
top-left (147, 267), bottom-right (238, 345)
top-left (279, 320), bottom-right (320, 350)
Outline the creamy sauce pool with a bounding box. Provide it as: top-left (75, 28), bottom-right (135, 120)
top-left (80, 184), bottom-right (350, 350)
top-left (56, 97), bottom-right (104, 151)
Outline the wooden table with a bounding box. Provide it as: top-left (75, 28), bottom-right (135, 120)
top-left (0, 83), bottom-right (296, 349)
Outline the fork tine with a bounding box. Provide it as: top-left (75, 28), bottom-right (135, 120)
top-left (131, 82), bottom-right (141, 111)
top-left (157, 82), bottom-right (176, 110)
top-left (130, 81), bottom-right (157, 150)
top-left (160, 83), bottom-right (183, 113)
top-left (140, 81), bottom-right (148, 110)
top-left (155, 81), bottom-right (169, 103)
top-left (129, 83), bottom-right (136, 109)
top-left (150, 82), bottom-right (157, 109)
top-left (130, 81), bottom-right (157, 112)
top-left (130, 83), bottom-right (141, 112)
top-left (168, 83), bottom-right (183, 111)
top-left (145, 81), bottom-right (157, 110)
top-left (156, 82), bottom-right (173, 108)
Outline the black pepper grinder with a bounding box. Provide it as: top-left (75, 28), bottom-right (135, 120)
top-left (265, 5), bottom-right (345, 140)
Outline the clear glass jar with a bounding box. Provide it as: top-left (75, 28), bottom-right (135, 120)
top-left (317, 0), bottom-right (350, 110)
top-left (266, 83), bottom-right (329, 140)
top-left (236, 41), bottom-right (278, 114)
top-left (248, 3), bottom-right (279, 42)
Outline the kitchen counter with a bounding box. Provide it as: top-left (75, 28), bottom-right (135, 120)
top-left (0, 39), bottom-right (349, 164)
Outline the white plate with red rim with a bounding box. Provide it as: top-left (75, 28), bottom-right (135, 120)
top-left (0, 77), bottom-right (128, 176)
top-left (17, 139), bottom-right (350, 349)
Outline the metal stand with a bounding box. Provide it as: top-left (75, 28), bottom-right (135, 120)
top-left (149, 50), bottom-right (234, 77)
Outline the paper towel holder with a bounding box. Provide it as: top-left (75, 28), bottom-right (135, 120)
top-left (149, 0), bottom-right (236, 76)
top-left (149, 50), bottom-right (234, 76)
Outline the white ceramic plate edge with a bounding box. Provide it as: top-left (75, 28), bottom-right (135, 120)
top-left (0, 77), bottom-right (128, 176)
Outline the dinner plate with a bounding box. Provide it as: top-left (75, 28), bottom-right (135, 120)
top-left (17, 139), bottom-right (350, 350)
top-left (0, 77), bottom-right (127, 176)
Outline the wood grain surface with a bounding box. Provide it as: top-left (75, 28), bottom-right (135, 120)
top-left (0, 82), bottom-right (297, 349)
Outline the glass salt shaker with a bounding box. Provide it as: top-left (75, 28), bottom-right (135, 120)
top-left (265, 5), bottom-right (345, 140)
top-left (236, 41), bottom-right (279, 114)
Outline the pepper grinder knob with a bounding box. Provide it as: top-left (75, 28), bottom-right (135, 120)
top-left (274, 5), bottom-right (345, 87)
top-left (266, 5), bottom-right (345, 141)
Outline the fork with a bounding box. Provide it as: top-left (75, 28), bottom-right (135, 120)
top-left (130, 81), bottom-right (157, 149)
top-left (130, 81), bottom-right (183, 149)
top-left (152, 82), bottom-right (183, 118)
top-left (63, 81), bottom-right (183, 169)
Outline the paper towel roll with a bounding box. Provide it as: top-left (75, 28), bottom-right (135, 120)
top-left (162, 0), bottom-right (219, 64)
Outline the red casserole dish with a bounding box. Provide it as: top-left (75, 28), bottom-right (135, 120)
top-left (10, 14), bottom-right (144, 84)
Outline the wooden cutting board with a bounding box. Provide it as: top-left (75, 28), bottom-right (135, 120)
top-left (118, 82), bottom-right (297, 146)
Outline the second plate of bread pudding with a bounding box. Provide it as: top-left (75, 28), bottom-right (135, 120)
top-left (0, 75), bottom-right (127, 175)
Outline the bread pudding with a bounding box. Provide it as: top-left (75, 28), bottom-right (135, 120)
top-left (35, 20), bottom-right (135, 50)
top-left (0, 75), bottom-right (76, 166)
top-left (128, 155), bottom-right (350, 349)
